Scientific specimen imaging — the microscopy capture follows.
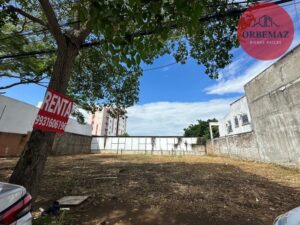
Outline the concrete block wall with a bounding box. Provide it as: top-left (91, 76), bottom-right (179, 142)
top-left (207, 132), bottom-right (261, 161)
top-left (0, 132), bottom-right (30, 157)
top-left (0, 131), bottom-right (92, 157)
top-left (51, 133), bottom-right (92, 156)
top-left (245, 46), bottom-right (300, 165)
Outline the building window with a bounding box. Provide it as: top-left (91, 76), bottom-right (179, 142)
top-left (234, 116), bottom-right (239, 128)
top-left (227, 121), bottom-right (233, 134)
top-left (241, 114), bottom-right (250, 125)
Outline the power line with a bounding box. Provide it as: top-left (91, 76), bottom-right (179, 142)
top-left (0, 20), bottom-right (80, 42)
top-left (0, 28), bottom-right (49, 42)
top-left (0, 0), bottom-right (294, 61)
top-left (0, 40), bottom-right (108, 60)
top-left (277, 0), bottom-right (300, 7)
top-left (0, 62), bottom-right (174, 90)
top-left (2, 1), bottom-right (297, 88)
top-left (0, 1), bottom-right (249, 43)
top-left (294, 0), bottom-right (300, 33)
top-left (201, 0), bottom-right (294, 20)
top-left (143, 62), bottom-right (178, 72)
top-left (0, 49), bottom-right (56, 60)
top-left (0, 0), bottom-right (286, 43)
top-left (0, 75), bottom-right (49, 90)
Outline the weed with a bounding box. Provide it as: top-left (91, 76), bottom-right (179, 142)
top-left (33, 212), bottom-right (66, 225)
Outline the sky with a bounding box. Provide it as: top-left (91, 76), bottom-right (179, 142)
top-left (2, 1), bottom-right (300, 136)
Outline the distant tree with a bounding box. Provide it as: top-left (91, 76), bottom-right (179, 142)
top-left (184, 119), bottom-right (219, 140)
top-left (120, 132), bottom-right (130, 137)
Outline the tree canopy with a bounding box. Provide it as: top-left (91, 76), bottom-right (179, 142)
top-left (0, 0), bottom-right (264, 199)
top-left (0, 0), bottom-right (251, 112)
top-left (184, 119), bottom-right (219, 140)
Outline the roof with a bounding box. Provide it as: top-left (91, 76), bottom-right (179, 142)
top-left (230, 96), bottom-right (246, 106)
top-left (0, 95), bottom-right (38, 109)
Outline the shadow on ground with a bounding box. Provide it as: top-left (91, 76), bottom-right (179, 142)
top-left (0, 154), bottom-right (299, 225)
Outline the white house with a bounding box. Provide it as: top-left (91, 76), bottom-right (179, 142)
top-left (218, 96), bottom-right (252, 137)
top-left (0, 95), bottom-right (92, 136)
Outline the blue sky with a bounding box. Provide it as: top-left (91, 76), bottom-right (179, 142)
top-left (2, 1), bottom-right (300, 135)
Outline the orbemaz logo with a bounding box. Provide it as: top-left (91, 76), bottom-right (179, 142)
top-left (252, 15), bottom-right (279, 28)
top-left (237, 2), bottom-right (294, 60)
top-left (242, 15), bottom-right (289, 39)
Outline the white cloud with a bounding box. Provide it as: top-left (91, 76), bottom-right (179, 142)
top-left (205, 60), bottom-right (275, 95)
top-left (219, 55), bottom-right (252, 79)
top-left (127, 98), bottom-right (235, 136)
top-left (205, 37), bottom-right (300, 95)
top-left (126, 3), bottom-right (300, 136)
top-left (204, 3), bottom-right (300, 96)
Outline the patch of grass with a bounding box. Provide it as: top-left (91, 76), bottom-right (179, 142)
top-left (33, 212), bottom-right (66, 225)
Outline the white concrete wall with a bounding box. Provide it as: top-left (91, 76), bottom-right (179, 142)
top-left (0, 95), bottom-right (38, 134)
top-left (65, 118), bottom-right (92, 136)
top-left (91, 137), bottom-right (206, 155)
top-left (219, 96), bottom-right (252, 137)
top-left (0, 95), bottom-right (92, 136)
top-left (245, 45), bottom-right (300, 165)
top-left (207, 132), bottom-right (260, 161)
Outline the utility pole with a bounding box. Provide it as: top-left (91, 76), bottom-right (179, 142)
top-left (116, 108), bottom-right (120, 136)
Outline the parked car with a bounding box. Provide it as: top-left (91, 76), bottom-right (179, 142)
top-left (274, 207), bottom-right (300, 225)
top-left (0, 182), bottom-right (32, 225)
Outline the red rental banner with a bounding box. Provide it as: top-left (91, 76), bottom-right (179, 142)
top-left (33, 89), bottom-right (74, 133)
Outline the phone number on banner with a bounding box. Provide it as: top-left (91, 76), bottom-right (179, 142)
top-left (34, 115), bottom-right (67, 130)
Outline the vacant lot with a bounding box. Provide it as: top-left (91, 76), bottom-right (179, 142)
top-left (1, 154), bottom-right (300, 225)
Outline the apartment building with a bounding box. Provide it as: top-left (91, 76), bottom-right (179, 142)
top-left (88, 107), bottom-right (127, 136)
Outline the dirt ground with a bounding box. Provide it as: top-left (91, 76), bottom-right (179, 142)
top-left (1, 154), bottom-right (300, 225)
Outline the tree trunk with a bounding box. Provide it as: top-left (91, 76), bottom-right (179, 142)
top-left (9, 38), bottom-right (79, 200)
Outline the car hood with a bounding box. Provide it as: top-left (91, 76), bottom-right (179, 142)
top-left (274, 207), bottom-right (300, 225)
top-left (0, 182), bottom-right (26, 213)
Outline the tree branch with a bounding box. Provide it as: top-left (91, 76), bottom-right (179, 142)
top-left (0, 0), bottom-right (292, 59)
top-left (7, 5), bottom-right (47, 27)
top-left (77, 23), bottom-right (92, 44)
top-left (0, 75), bottom-right (48, 90)
top-left (38, 0), bottom-right (65, 46)
top-left (74, 0), bottom-right (81, 30)
top-left (0, 74), bottom-right (21, 79)
top-left (126, 0), bottom-right (293, 39)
